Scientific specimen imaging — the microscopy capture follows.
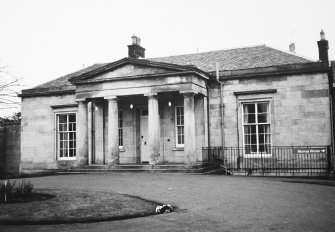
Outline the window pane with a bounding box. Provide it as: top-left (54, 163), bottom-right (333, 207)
top-left (259, 144), bottom-right (265, 152)
top-left (259, 132), bottom-right (264, 144)
top-left (257, 113), bottom-right (268, 123)
top-left (59, 115), bottom-right (67, 123)
top-left (60, 123), bottom-right (67, 132)
top-left (69, 141), bottom-right (74, 149)
top-left (63, 149), bottom-right (68, 157)
top-left (69, 114), bottom-right (76, 122)
top-left (69, 149), bottom-right (74, 157)
top-left (244, 104), bottom-right (255, 113)
top-left (250, 133), bottom-right (257, 145)
top-left (251, 145), bottom-right (257, 152)
top-left (250, 125), bottom-right (256, 134)
top-left (259, 125), bottom-right (264, 134)
top-left (257, 103), bottom-right (268, 113)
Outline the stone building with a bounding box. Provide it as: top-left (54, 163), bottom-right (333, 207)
top-left (19, 32), bottom-right (334, 172)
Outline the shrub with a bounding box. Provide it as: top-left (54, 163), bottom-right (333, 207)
top-left (0, 180), bottom-right (34, 203)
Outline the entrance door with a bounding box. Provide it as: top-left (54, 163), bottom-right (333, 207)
top-left (140, 115), bottom-right (150, 163)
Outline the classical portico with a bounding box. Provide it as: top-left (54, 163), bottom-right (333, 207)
top-left (70, 58), bottom-right (209, 167)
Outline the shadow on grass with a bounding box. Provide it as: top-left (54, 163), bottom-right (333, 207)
top-left (0, 189), bottom-right (169, 225)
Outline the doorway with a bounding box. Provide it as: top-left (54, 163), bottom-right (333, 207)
top-left (140, 114), bottom-right (150, 163)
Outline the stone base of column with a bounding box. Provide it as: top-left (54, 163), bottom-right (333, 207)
top-left (107, 156), bottom-right (119, 166)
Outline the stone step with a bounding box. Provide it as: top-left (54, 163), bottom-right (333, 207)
top-left (71, 164), bottom-right (204, 170)
top-left (63, 168), bottom-right (205, 174)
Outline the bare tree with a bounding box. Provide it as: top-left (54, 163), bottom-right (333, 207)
top-left (0, 64), bottom-right (21, 111)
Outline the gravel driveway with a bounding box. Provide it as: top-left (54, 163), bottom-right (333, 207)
top-left (1, 173), bottom-right (334, 232)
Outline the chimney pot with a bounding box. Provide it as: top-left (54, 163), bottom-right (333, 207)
top-left (289, 43), bottom-right (295, 53)
top-left (131, 35), bottom-right (137, 45)
top-left (128, 35), bottom-right (145, 59)
top-left (320, 29), bottom-right (326, 40)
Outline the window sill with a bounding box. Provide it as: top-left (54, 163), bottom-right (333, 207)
top-left (58, 157), bottom-right (76, 161)
top-left (172, 147), bottom-right (184, 151)
top-left (119, 147), bottom-right (125, 152)
top-left (243, 154), bottom-right (272, 158)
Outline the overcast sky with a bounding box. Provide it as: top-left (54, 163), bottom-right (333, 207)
top-left (1, 0), bottom-right (335, 90)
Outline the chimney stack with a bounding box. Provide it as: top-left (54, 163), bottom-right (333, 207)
top-left (128, 35), bottom-right (145, 59)
top-left (317, 29), bottom-right (329, 62)
top-left (289, 43), bottom-right (295, 53)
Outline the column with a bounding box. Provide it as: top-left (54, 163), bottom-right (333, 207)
top-left (183, 92), bottom-right (197, 164)
top-left (147, 94), bottom-right (160, 164)
top-left (106, 96), bottom-right (119, 165)
top-left (75, 99), bottom-right (88, 166)
top-left (94, 102), bottom-right (104, 164)
top-left (87, 102), bottom-right (93, 165)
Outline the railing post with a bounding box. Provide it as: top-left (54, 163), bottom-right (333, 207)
top-left (327, 146), bottom-right (331, 176)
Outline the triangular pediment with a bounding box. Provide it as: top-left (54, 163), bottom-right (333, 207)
top-left (90, 63), bottom-right (183, 81)
top-left (69, 58), bottom-right (207, 84)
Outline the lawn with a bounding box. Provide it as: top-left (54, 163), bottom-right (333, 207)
top-left (0, 189), bottom-right (159, 225)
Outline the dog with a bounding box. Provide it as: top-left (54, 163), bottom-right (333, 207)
top-left (155, 204), bottom-right (173, 214)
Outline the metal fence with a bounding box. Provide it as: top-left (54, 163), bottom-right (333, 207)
top-left (202, 146), bottom-right (332, 176)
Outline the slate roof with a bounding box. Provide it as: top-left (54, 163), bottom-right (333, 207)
top-left (29, 45), bottom-right (312, 91)
top-left (149, 45), bottom-right (312, 72)
top-left (34, 63), bottom-right (107, 89)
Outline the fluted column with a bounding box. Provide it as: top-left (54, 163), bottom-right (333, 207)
top-left (183, 92), bottom-right (196, 164)
top-left (75, 99), bottom-right (88, 166)
top-left (147, 94), bottom-right (160, 164)
top-left (105, 96), bottom-right (119, 165)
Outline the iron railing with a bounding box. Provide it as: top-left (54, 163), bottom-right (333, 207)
top-left (202, 146), bottom-right (332, 176)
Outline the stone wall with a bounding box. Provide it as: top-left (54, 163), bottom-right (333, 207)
top-left (0, 123), bottom-right (21, 174)
top-left (208, 72), bottom-right (331, 148)
top-left (20, 94), bottom-right (77, 171)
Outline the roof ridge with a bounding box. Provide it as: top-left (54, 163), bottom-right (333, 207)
top-left (148, 44), bottom-right (267, 59)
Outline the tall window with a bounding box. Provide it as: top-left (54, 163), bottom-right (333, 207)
top-left (243, 102), bottom-right (271, 154)
top-left (175, 106), bottom-right (184, 147)
top-left (57, 113), bottom-right (76, 159)
top-left (118, 111), bottom-right (123, 147)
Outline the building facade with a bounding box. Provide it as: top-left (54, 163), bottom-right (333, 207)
top-left (19, 34), bottom-right (335, 172)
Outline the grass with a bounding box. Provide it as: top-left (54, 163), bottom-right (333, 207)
top-left (0, 180), bottom-right (34, 203)
top-left (0, 189), bottom-right (160, 225)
